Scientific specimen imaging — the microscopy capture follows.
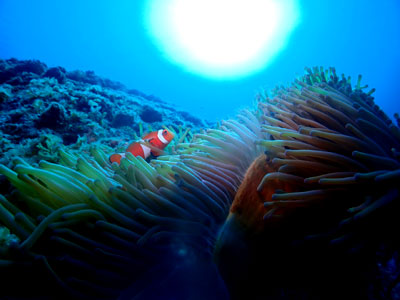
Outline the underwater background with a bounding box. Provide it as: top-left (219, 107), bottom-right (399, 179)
top-left (1, 0), bottom-right (400, 121)
top-left (1, 1), bottom-right (400, 300)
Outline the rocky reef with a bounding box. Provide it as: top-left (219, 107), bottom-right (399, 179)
top-left (0, 58), bottom-right (205, 168)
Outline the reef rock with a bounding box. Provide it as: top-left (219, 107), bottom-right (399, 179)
top-left (0, 58), bottom-right (205, 167)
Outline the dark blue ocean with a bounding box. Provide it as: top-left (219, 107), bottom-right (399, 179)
top-left (1, 0), bottom-right (399, 121)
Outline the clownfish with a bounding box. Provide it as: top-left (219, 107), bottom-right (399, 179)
top-left (109, 129), bottom-right (174, 164)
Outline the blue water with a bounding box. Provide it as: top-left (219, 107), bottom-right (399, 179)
top-left (0, 0), bottom-right (399, 121)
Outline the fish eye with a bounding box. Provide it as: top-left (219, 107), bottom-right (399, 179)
top-left (163, 130), bottom-right (168, 136)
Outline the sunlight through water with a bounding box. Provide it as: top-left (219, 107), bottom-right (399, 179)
top-left (145, 0), bottom-right (301, 79)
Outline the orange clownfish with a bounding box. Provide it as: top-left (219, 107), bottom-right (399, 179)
top-left (109, 129), bottom-right (174, 164)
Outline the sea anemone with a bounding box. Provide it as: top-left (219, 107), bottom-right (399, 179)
top-left (0, 117), bottom-right (264, 298)
top-left (0, 67), bottom-right (399, 299)
top-left (215, 67), bottom-right (400, 299)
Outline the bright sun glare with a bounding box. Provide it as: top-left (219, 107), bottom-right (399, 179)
top-left (145, 0), bottom-right (300, 79)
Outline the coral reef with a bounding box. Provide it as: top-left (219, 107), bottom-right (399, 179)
top-left (0, 58), bottom-right (205, 167)
top-left (0, 62), bottom-right (399, 299)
